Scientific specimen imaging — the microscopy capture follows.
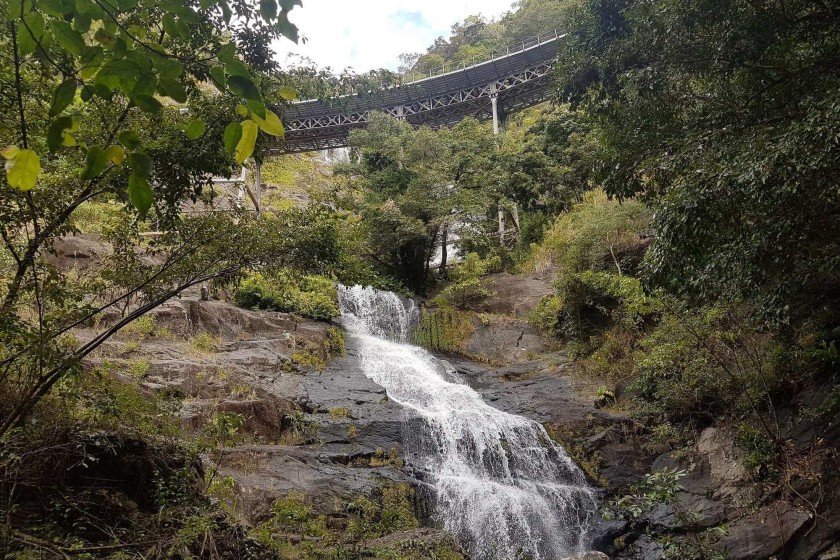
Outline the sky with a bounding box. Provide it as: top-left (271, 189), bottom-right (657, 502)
top-left (273, 0), bottom-right (516, 73)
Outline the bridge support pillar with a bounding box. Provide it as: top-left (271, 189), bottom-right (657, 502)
top-left (491, 93), bottom-right (500, 136)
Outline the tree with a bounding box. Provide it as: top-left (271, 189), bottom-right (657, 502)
top-left (555, 0), bottom-right (840, 323)
top-left (341, 113), bottom-right (497, 292)
top-left (0, 0), bottom-right (306, 437)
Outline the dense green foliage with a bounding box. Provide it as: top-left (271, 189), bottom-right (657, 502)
top-left (409, 0), bottom-right (581, 76)
top-left (556, 0), bottom-right (840, 322)
top-left (234, 270), bottom-right (339, 320)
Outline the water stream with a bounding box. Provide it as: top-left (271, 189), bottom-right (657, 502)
top-left (338, 285), bottom-right (597, 560)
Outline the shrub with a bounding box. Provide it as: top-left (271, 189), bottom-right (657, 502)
top-left (632, 306), bottom-right (780, 434)
top-left (526, 190), bottom-right (651, 276)
top-left (190, 332), bottom-right (219, 353)
top-left (234, 270), bottom-right (339, 321)
top-left (531, 271), bottom-right (662, 340)
top-left (436, 253), bottom-right (496, 310)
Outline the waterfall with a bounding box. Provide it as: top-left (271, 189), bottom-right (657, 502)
top-left (338, 285), bottom-right (597, 560)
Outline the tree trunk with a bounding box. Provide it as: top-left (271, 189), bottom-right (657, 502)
top-left (439, 224), bottom-right (449, 275)
top-left (498, 204), bottom-right (506, 243)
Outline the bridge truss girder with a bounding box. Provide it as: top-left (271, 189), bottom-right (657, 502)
top-left (273, 38), bottom-right (561, 154)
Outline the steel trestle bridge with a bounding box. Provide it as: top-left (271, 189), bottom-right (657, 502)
top-left (276, 32), bottom-right (564, 154)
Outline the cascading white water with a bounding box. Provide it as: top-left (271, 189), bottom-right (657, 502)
top-left (338, 285), bottom-right (597, 560)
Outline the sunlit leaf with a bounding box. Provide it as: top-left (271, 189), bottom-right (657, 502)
top-left (105, 145), bottom-right (126, 165)
top-left (251, 109), bottom-right (284, 138)
top-left (224, 122), bottom-right (242, 155)
top-left (234, 120), bottom-right (258, 164)
top-left (278, 85), bottom-right (298, 101)
top-left (3, 148), bottom-right (40, 191)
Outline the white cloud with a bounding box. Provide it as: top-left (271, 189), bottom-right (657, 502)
top-left (273, 0), bottom-right (515, 73)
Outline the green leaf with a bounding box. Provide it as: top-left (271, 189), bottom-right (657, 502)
top-left (47, 116), bottom-right (74, 152)
top-left (50, 20), bottom-right (85, 56)
top-left (217, 43), bottom-right (236, 64)
top-left (118, 130), bottom-right (141, 149)
top-left (105, 145), bottom-right (126, 165)
top-left (247, 100), bottom-right (267, 119)
top-left (220, 0), bottom-right (231, 23)
top-left (223, 57), bottom-right (250, 78)
top-left (235, 104), bottom-right (249, 118)
top-left (132, 73), bottom-right (158, 98)
top-left (94, 27), bottom-right (117, 48)
top-left (83, 146), bottom-right (109, 179)
top-left (134, 94), bottom-right (163, 113)
top-left (278, 85), bottom-right (298, 101)
top-left (223, 122), bottom-right (242, 155)
top-left (79, 48), bottom-right (105, 79)
top-left (251, 108), bottom-right (284, 138)
top-left (50, 79), bottom-right (77, 117)
top-left (217, 43), bottom-right (249, 77)
top-left (3, 148), bottom-right (40, 191)
top-left (228, 75), bottom-right (260, 100)
top-left (152, 54), bottom-right (183, 79)
top-left (127, 152), bottom-right (152, 178)
top-left (234, 120), bottom-right (258, 164)
top-left (39, 0), bottom-right (67, 18)
top-left (279, 0), bottom-right (302, 10)
top-left (161, 14), bottom-right (181, 39)
top-left (73, 12), bottom-right (91, 33)
top-left (127, 174), bottom-right (153, 216)
top-left (209, 65), bottom-right (226, 87)
top-left (275, 10), bottom-right (299, 43)
top-left (259, 0), bottom-right (276, 21)
top-left (185, 118), bottom-right (206, 140)
top-left (158, 78), bottom-right (187, 103)
top-left (7, 0), bottom-right (33, 20)
top-left (18, 12), bottom-right (45, 56)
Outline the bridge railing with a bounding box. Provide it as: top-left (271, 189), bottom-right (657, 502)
top-left (398, 29), bottom-right (562, 86)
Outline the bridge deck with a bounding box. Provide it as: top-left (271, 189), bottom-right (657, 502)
top-left (276, 33), bottom-right (563, 153)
